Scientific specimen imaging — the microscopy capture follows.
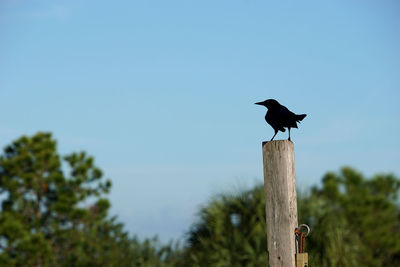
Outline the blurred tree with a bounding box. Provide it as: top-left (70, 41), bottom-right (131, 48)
top-left (1, 132), bottom-right (399, 267)
top-left (183, 186), bottom-right (268, 267)
top-left (184, 168), bottom-right (400, 267)
top-left (300, 167), bottom-right (400, 267)
top-left (0, 132), bottom-right (178, 267)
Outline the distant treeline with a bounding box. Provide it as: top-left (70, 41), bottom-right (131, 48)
top-left (0, 132), bottom-right (399, 266)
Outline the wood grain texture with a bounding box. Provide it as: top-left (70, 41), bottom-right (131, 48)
top-left (262, 140), bottom-right (298, 267)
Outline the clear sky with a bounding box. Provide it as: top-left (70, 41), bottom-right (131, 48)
top-left (1, 0), bottom-right (399, 242)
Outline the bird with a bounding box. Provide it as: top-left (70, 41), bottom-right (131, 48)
top-left (255, 99), bottom-right (306, 141)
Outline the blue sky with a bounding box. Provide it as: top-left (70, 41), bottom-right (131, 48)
top-left (1, 0), bottom-right (399, 242)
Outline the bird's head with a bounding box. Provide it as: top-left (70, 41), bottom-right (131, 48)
top-left (254, 99), bottom-right (280, 109)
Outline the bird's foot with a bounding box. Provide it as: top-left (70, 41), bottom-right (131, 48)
top-left (288, 137), bottom-right (291, 141)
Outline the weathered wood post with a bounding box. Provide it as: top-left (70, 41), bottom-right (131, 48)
top-left (262, 140), bottom-right (298, 267)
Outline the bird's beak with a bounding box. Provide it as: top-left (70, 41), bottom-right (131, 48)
top-left (254, 101), bottom-right (264, 106)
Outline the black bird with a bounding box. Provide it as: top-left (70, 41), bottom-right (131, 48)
top-left (255, 99), bottom-right (306, 141)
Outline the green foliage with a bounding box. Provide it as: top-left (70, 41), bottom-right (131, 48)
top-left (0, 132), bottom-right (174, 267)
top-left (1, 132), bottom-right (399, 266)
top-left (183, 167), bottom-right (400, 267)
top-left (300, 167), bottom-right (400, 266)
top-left (182, 187), bottom-right (267, 267)
top-left (131, 237), bottom-right (183, 267)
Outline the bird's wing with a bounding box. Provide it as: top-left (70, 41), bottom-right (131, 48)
top-left (266, 111), bottom-right (286, 132)
top-left (277, 105), bottom-right (298, 128)
top-left (278, 105), bottom-right (295, 119)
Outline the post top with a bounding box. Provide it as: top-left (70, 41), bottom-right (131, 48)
top-left (262, 140), bottom-right (293, 146)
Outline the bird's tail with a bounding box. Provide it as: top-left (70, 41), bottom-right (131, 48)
top-left (296, 114), bottom-right (307, 122)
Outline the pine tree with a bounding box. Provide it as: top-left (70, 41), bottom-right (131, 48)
top-left (0, 132), bottom-right (132, 266)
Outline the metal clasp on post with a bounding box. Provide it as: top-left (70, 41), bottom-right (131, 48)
top-left (295, 224), bottom-right (310, 267)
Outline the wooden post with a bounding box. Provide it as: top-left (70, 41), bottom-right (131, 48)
top-left (262, 140), bottom-right (298, 267)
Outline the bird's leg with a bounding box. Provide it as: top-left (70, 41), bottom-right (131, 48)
top-left (288, 128), bottom-right (291, 141)
top-left (270, 130), bottom-right (278, 141)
